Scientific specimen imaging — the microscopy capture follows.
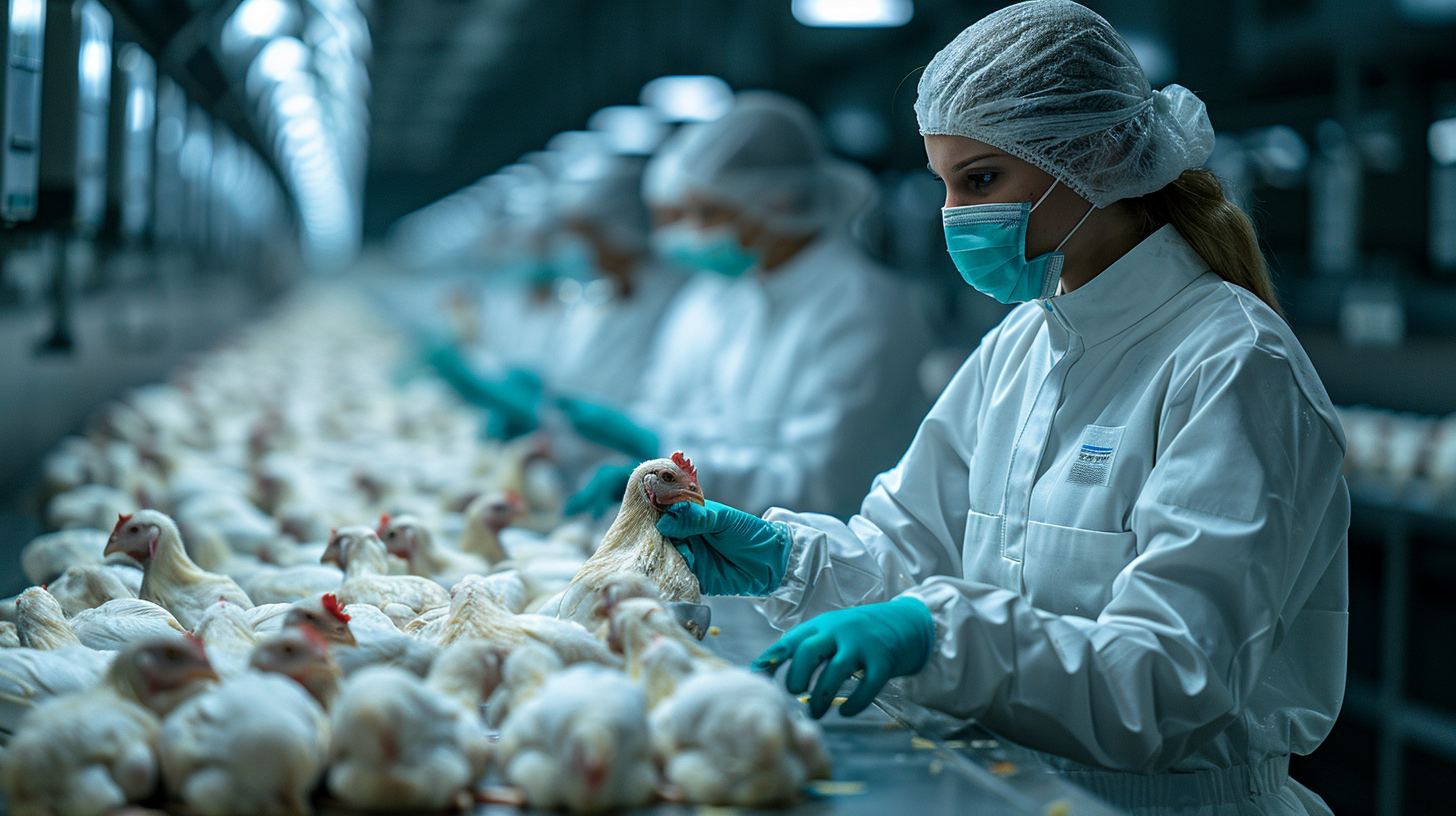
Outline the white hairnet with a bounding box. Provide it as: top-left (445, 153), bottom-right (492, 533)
top-left (676, 91), bottom-right (872, 235)
top-left (641, 122), bottom-right (703, 208)
top-left (552, 153), bottom-right (650, 254)
top-left (915, 0), bottom-right (1214, 208)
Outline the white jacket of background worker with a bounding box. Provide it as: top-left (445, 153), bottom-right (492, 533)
top-left (632, 231), bottom-right (930, 518)
top-left (762, 225), bottom-right (1350, 816)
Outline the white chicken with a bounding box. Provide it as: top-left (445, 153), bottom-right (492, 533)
top-left (404, 575), bottom-right (619, 667)
top-left (377, 512), bottom-right (490, 586)
top-left (45, 485), bottom-right (136, 532)
top-left (325, 661), bottom-right (492, 811)
top-left (45, 562), bottom-right (142, 616)
top-left (0, 635), bottom-right (218, 816)
top-left (323, 525), bottom-right (448, 626)
top-left (14, 587), bottom-right (86, 650)
top-left (496, 664), bottom-right (659, 814)
top-left (556, 454), bottom-right (704, 627)
top-left (249, 626), bottom-right (343, 708)
top-left (104, 510), bottom-right (254, 629)
top-left (158, 671), bottom-right (329, 816)
top-left (68, 599), bottom-right (187, 651)
top-left (483, 641), bottom-right (562, 728)
top-left (457, 490), bottom-right (525, 564)
top-left (0, 646), bottom-right (116, 738)
top-left (327, 601), bottom-right (440, 677)
top-left (650, 668), bottom-right (831, 807)
top-left (20, 528), bottom-right (110, 585)
top-left (193, 601), bottom-right (258, 678)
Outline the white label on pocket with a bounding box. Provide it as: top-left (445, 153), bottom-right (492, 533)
top-left (1067, 425), bottom-right (1124, 487)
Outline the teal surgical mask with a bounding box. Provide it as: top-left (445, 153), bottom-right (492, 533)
top-left (942, 180), bottom-right (1095, 303)
top-left (649, 222), bottom-right (701, 269)
top-left (672, 224), bottom-right (757, 278)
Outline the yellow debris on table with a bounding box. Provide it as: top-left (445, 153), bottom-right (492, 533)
top-left (911, 736), bottom-right (937, 750)
top-left (797, 695), bottom-right (849, 706)
top-left (807, 781), bottom-right (868, 796)
top-left (707, 626), bottom-right (721, 636)
top-left (990, 761), bottom-right (1019, 776)
top-left (1043, 799), bottom-right (1073, 816)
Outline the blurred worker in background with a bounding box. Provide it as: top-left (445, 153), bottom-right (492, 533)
top-left (562, 91), bottom-right (932, 519)
top-left (647, 4), bottom-right (1349, 816)
top-left (430, 143), bottom-right (692, 446)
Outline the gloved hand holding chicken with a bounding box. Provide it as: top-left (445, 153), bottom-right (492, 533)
top-left (655, 500), bottom-right (791, 597)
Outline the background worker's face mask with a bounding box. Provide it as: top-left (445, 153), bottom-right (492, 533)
top-left (672, 223), bottom-right (758, 278)
top-left (941, 180), bottom-right (1095, 303)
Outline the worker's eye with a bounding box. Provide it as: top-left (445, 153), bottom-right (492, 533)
top-left (966, 171), bottom-right (997, 191)
top-left (164, 648), bottom-right (181, 660)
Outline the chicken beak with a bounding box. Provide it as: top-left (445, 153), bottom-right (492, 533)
top-left (335, 627), bottom-right (358, 648)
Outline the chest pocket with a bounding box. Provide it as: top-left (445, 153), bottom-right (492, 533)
top-left (1022, 521), bottom-right (1138, 619)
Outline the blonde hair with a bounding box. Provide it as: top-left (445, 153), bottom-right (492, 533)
top-left (1128, 168), bottom-right (1284, 318)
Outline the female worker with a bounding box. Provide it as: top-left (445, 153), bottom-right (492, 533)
top-left (561, 91), bottom-right (932, 519)
top-left (654, 3), bottom-right (1348, 815)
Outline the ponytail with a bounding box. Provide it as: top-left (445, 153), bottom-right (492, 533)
top-left (1128, 168), bottom-right (1284, 318)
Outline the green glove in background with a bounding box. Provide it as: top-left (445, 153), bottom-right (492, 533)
top-left (555, 396), bottom-right (658, 461)
top-left (751, 597), bottom-right (935, 719)
top-left (425, 345), bottom-right (541, 439)
top-left (562, 463), bottom-right (637, 518)
top-left (656, 500), bottom-right (791, 597)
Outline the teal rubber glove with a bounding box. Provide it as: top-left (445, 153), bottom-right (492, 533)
top-left (751, 597), bottom-right (935, 719)
top-left (562, 463), bottom-right (637, 518)
top-left (556, 396), bottom-right (658, 461)
top-left (655, 500), bottom-right (791, 597)
top-left (426, 345), bottom-right (541, 439)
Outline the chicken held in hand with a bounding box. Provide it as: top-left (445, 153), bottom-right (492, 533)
top-left (1, 635), bottom-right (217, 816)
top-left (104, 511), bottom-right (253, 630)
top-left (557, 453), bottom-right (704, 627)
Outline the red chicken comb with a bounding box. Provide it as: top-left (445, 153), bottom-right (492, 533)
top-left (671, 452), bottom-right (698, 486)
top-left (376, 514), bottom-right (392, 535)
top-left (112, 513), bottom-right (133, 534)
top-left (321, 593), bottom-right (351, 623)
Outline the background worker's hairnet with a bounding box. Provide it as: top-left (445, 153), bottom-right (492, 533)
top-left (914, 0), bottom-right (1215, 208)
top-left (553, 152), bottom-right (651, 254)
top-left (676, 90), bottom-right (875, 235)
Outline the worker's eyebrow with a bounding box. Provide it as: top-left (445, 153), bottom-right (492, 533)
top-left (950, 152), bottom-right (1003, 173)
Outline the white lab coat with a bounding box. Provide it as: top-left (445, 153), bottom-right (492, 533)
top-left (632, 234), bottom-right (931, 517)
top-left (544, 261), bottom-right (686, 407)
top-left (475, 280), bottom-right (565, 374)
top-left (761, 225), bottom-right (1349, 816)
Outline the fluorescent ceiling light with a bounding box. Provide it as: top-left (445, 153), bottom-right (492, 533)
top-left (1430, 118), bottom-right (1456, 166)
top-left (639, 75), bottom-right (733, 123)
top-left (792, 0), bottom-right (913, 28)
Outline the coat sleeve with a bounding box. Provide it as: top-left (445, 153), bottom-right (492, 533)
top-left (896, 345), bottom-right (1349, 774)
top-left (757, 336), bottom-right (990, 628)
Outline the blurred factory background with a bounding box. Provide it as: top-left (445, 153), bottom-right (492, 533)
top-left (3, 1), bottom-right (1456, 814)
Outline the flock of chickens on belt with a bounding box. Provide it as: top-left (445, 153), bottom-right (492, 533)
top-left (0, 293), bottom-right (830, 816)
